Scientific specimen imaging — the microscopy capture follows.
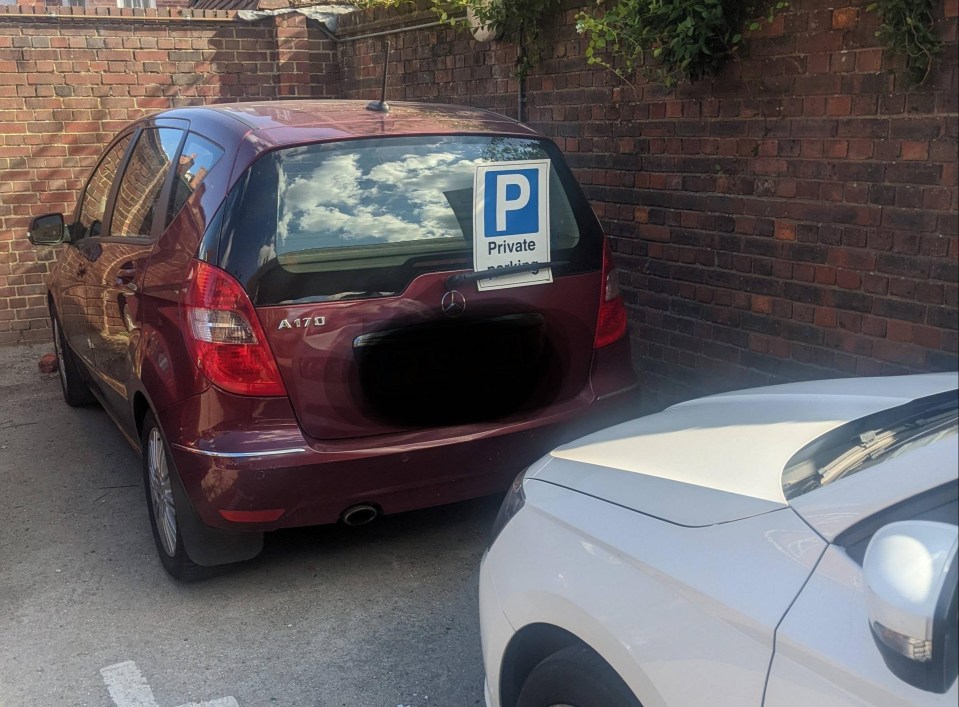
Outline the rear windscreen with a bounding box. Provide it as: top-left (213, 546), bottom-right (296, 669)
top-left (215, 135), bottom-right (603, 304)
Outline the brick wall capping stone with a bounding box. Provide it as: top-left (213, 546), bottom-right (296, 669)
top-left (236, 4), bottom-right (356, 33)
top-left (0, 5), bottom-right (238, 21)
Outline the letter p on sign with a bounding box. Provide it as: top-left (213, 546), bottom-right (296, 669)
top-left (483, 167), bottom-right (542, 237)
top-left (495, 173), bottom-right (531, 232)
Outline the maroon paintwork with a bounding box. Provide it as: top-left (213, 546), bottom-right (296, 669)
top-left (44, 101), bottom-right (638, 535)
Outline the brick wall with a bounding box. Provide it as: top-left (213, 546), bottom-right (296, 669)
top-left (338, 0), bottom-right (959, 405)
top-left (1, 0), bottom-right (956, 407)
top-left (0, 6), bottom-right (337, 344)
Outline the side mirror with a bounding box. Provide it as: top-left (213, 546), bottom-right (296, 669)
top-left (863, 520), bottom-right (958, 693)
top-left (27, 213), bottom-right (67, 245)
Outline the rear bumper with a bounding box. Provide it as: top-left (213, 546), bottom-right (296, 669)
top-left (161, 382), bottom-right (638, 531)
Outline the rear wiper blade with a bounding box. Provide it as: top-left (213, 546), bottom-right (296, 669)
top-left (445, 261), bottom-right (566, 290)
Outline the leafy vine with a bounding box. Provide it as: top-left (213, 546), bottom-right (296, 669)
top-left (867, 0), bottom-right (942, 85)
top-left (575, 0), bottom-right (788, 87)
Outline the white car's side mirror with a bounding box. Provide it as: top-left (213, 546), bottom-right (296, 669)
top-left (863, 520), bottom-right (958, 693)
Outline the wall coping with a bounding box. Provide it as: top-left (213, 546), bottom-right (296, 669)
top-left (0, 4), bottom-right (238, 20)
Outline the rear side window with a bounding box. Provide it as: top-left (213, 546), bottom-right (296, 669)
top-left (217, 136), bottom-right (603, 304)
top-left (110, 127), bottom-right (183, 239)
top-left (77, 134), bottom-right (132, 240)
top-left (167, 132), bottom-right (224, 224)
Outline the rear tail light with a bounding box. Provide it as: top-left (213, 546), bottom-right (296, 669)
top-left (181, 260), bottom-right (287, 397)
top-left (593, 240), bottom-right (628, 349)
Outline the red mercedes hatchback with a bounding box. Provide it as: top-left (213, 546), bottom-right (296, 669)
top-left (27, 100), bottom-right (637, 579)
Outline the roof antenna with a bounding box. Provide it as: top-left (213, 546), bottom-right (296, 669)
top-left (366, 39), bottom-right (391, 113)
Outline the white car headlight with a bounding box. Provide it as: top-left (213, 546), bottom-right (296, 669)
top-left (489, 469), bottom-right (527, 548)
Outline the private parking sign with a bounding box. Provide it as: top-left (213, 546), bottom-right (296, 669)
top-left (473, 160), bottom-right (552, 291)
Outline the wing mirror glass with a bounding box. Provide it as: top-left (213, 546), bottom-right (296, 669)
top-left (27, 213), bottom-right (67, 245)
top-left (863, 520), bottom-right (958, 693)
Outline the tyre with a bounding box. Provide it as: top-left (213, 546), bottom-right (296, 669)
top-left (52, 312), bottom-right (96, 407)
top-left (141, 411), bottom-right (209, 581)
top-left (516, 645), bottom-right (643, 707)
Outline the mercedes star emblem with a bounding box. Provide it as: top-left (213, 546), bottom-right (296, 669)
top-left (441, 290), bottom-right (467, 317)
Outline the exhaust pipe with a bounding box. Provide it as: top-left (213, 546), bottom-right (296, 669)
top-left (341, 503), bottom-right (379, 527)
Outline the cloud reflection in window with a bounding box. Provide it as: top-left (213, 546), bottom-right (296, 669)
top-left (275, 146), bottom-right (491, 254)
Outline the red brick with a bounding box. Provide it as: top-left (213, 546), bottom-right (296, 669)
top-left (769, 338), bottom-right (791, 358)
top-left (836, 269), bottom-right (862, 289)
top-left (856, 49), bottom-right (883, 72)
top-left (847, 139), bottom-right (874, 160)
top-left (887, 320), bottom-right (913, 343)
top-left (832, 7), bottom-right (859, 29)
top-left (830, 248), bottom-right (877, 270)
top-left (913, 325), bottom-right (942, 349)
top-left (774, 221), bottom-right (796, 241)
top-left (815, 307), bottom-right (838, 327)
top-left (862, 317), bottom-right (888, 337)
top-left (826, 96), bottom-right (851, 116)
top-left (806, 54), bottom-right (830, 75)
top-left (837, 311), bottom-right (862, 332)
top-left (815, 266), bottom-right (837, 285)
top-left (751, 295), bottom-right (773, 314)
top-left (901, 141), bottom-right (930, 161)
top-left (749, 333), bottom-right (769, 353)
top-left (824, 140), bottom-right (848, 158)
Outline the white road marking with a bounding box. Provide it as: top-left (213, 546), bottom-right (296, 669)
top-left (100, 661), bottom-right (239, 707)
top-left (101, 662), bottom-right (158, 707)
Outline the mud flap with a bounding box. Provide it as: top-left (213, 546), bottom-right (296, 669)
top-left (169, 466), bottom-right (264, 567)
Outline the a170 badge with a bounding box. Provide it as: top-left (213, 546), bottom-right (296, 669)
top-left (278, 316), bottom-right (326, 330)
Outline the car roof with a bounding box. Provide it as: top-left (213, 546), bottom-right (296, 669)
top-left (155, 100), bottom-right (540, 148)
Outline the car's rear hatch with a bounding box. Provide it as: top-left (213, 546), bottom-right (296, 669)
top-left (213, 134), bottom-right (605, 440)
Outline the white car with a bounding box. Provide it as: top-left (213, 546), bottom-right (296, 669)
top-left (480, 373), bottom-right (959, 707)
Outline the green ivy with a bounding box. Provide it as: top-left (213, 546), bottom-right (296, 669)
top-left (431, 0), bottom-right (561, 78)
top-left (576, 0), bottom-right (787, 87)
top-left (867, 0), bottom-right (942, 85)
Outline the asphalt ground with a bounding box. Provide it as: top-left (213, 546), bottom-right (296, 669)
top-left (0, 342), bottom-right (497, 707)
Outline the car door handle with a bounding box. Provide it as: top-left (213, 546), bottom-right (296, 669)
top-left (116, 262), bottom-right (138, 291)
top-left (77, 241), bottom-right (102, 263)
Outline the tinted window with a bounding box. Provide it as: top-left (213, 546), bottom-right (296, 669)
top-left (167, 132), bottom-right (224, 224)
top-left (77, 135), bottom-right (132, 240)
top-left (109, 127), bottom-right (183, 239)
top-left (218, 136), bottom-right (603, 304)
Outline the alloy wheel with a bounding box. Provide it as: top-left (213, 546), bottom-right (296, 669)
top-left (53, 318), bottom-right (68, 396)
top-left (147, 427), bottom-right (177, 556)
